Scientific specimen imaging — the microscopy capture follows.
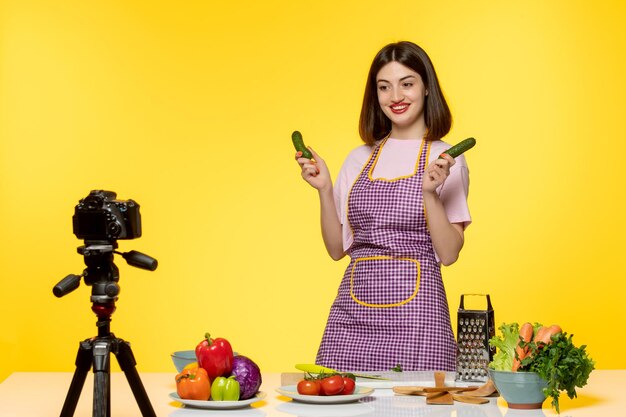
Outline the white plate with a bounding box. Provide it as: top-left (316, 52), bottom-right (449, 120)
top-left (276, 385), bottom-right (374, 404)
top-left (169, 392), bottom-right (266, 409)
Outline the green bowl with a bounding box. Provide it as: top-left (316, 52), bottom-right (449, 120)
top-left (489, 369), bottom-right (548, 409)
top-left (171, 350), bottom-right (197, 373)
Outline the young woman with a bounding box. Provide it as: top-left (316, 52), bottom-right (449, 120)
top-left (296, 41), bottom-right (471, 372)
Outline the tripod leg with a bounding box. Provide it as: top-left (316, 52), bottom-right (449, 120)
top-left (93, 372), bottom-right (110, 417)
top-left (92, 339), bottom-right (111, 417)
top-left (60, 340), bottom-right (93, 417)
top-left (114, 339), bottom-right (157, 417)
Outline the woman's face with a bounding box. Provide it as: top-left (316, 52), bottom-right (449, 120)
top-left (376, 61), bottom-right (427, 131)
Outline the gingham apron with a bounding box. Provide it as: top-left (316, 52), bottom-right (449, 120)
top-left (316, 138), bottom-right (457, 372)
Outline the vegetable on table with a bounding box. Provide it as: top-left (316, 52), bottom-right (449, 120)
top-left (512, 322), bottom-right (533, 371)
top-left (320, 374), bottom-right (345, 395)
top-left (489, 322), bottom-right (595, 414)
top-left (522, 331), bottom-right (594, 413)
top-left (211, 376), bottom-right (240, 401)
top-left (297, 379), bottom-right (322, 396)
top-left (183, 362), bottom-right (199, 371)
top-left (195, 332), bottom-right (234, 381)
top-left (439, 137), bottom-right (476, 159)
top-left (292, 130), bottom-right (313, 160)
top-left (534, 324), bottom-right (562, 345)
top-left (175, 366), bottom-right (211, 401)
top-left (230, 355), bottom-right (262, 400)
top-left (391, 364), bottom-right (403, 372)
top-left (295, 372), bottom-right (356, 396)
top-left (341, 376), bottom-right (356, 395)
top-left (488, 322), bottom-right (520, 372)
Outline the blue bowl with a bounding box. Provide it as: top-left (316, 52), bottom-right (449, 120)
top-left (171, 350), bottom-right (197, 373)
top-left (489, 369), bottom-right (548, 409)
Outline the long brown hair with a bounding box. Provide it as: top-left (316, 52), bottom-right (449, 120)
top-left (358, 41), bottom-right (452, 145)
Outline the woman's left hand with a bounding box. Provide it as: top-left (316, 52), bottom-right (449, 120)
top-left (423, 153), bottom-right (455, 194)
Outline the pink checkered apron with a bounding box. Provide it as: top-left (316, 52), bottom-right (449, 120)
top-left (316, 138), bottom-right (457, 371)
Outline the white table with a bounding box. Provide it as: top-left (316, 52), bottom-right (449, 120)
top-left (0, 370), bottom-right (623, 416)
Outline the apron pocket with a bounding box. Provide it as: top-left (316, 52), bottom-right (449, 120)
top-left (349, 256), bottom-right (420, 308)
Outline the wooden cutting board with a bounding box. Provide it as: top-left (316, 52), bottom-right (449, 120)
top-left (393, 386), bottom-right (477, 395)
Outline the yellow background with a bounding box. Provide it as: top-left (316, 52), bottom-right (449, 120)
top-left (1, 0), bottom-right (625, 383)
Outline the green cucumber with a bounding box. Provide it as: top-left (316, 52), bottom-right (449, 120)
top-left (440, 137), bottom-right (476, 159)
top-left (292, 130), bottom-right (313, 159)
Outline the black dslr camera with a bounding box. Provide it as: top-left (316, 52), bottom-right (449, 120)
top-left (54, 190), bottom-right (157, 301)
top-left (73, 190), bottom-right (141, 241)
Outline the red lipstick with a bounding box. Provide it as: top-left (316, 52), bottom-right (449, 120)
top-left (390, 102), bottom-right (409, 114)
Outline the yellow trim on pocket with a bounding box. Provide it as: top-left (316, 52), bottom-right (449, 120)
top-left (349, 256), bottom-right (421, 308)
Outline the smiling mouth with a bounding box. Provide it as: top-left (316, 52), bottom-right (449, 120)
top-left (390, 103), bottom-right (409, 114)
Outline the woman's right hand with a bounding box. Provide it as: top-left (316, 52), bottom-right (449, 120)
top-left (296, 147), bottom-right (331, 191)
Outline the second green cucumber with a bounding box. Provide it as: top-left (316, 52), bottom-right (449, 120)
top-left (440, 137), bottom-right (476, 159)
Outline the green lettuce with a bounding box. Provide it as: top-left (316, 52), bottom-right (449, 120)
top-left (488, 322), bottom-right (520, 371)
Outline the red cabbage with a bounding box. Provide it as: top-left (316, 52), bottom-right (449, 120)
top-left (230, 355), bottom-right (262, 400)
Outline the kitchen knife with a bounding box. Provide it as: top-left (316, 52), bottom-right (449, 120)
top-left (295, 363), bottom-right (389, 380)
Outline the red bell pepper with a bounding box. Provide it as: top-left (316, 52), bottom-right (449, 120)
top-left (195, 332), bottom-right (234, 381)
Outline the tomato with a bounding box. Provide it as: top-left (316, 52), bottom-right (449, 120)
top-left (320, 375), bottom-right (344, 396)
top-left (297, 379), bottom-right (321, 396)
top-left (341, 376), bottom-right (356, 395)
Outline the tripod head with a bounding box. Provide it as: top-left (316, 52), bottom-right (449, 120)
top-left (53, 190), bottom-right (158, 304)
top-left (54, 240), bottom-right (158, 303)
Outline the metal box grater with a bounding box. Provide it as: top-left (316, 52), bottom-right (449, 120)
top-left (456, 294), bottom-right (495, 382)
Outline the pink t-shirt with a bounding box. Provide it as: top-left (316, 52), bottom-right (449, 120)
top-left (334, 138), bottom-right (471, 260)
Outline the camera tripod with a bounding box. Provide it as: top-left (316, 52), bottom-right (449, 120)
top-left (54, 241), bottom-right (158, 417)
top-left (59, 302), bottom-right (156, 417)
